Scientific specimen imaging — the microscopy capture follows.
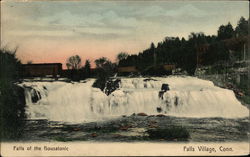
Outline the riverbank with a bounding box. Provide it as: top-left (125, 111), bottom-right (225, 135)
top-left (196, 74), bottom-right (250, 109)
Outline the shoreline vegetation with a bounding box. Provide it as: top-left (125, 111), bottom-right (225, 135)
top-left (0, 16), bottom-right (249, 141)
top-left (0, 48), bottom-right (26, 140)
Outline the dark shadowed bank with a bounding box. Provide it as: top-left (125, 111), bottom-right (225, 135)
top-left (0, 48), bottom-right (26, 140)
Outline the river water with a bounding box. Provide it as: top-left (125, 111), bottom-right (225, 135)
top-left (18, 76), bottom-right (249, 142)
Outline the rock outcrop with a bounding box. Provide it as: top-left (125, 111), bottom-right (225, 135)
top-left (159, 83), bottom-right (170, 99)
top-left (104, 79), bottom-right (121, 95)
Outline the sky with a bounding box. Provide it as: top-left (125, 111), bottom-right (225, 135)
top-left (1, 0), bottom-right (249, 69)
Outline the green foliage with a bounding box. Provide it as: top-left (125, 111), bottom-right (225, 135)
top-left (217, 23), bottom-right (234, 40)
top-left (147, 126), bottom-right (190, 141)
top-left (202, 41), bottom-right (229, 66)
top-left (205, 64), bottom-right (227, 75)
top-left (235, 17), bottom-right (248, 37)
top-left (0, 48), bottom-right (26, 140)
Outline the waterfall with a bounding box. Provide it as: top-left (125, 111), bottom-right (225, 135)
top-left (19, 77), bottom-right (249, 123)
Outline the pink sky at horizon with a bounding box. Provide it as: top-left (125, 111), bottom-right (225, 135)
top-left (15, 39), bottom-right (149, 69)
top-left (10, 33), bottom-right (159, 69)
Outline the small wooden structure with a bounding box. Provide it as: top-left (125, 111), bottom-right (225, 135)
top-left (162, 64), bottom-right (176, 71)
top-left (22, 63), bottom-right (62, 77)
top-left (117, 66), bottom-right (138, 73)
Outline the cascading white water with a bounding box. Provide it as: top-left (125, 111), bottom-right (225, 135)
top-left (19, 76), bottom-right (249, 123)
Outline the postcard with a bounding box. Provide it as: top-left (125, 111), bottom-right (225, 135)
top-left (0, 0), bottom-right (249, 156)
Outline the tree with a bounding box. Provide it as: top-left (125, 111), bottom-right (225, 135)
top-left (150, 42), bottom-right (155, 50)
top-left (0, 47), bottom-right (22, 81)
top-left (95, 57), bottom-right (110, 69)
top-left (66, 55), bottom-right (82, 81)
top-left (116, 52), bottom-right (128, 64)
top-left (235, 17), bottom-right (248, 37)
top-left (217, 23), bottom-right (234, 40)
top-left (93, 57), bottom-right (116, 90)
top-left (94, 57), bottom-right (116, 75)
top-left (66, 55), bottom-right (82, 70)
top-left (83, 59), bottom-right (91, 78)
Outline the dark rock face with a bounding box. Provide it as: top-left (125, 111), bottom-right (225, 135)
top-left (159, 84), bottom-right (170, 99)
top-left (156, 114), bottom-right (166, 117)
top-left (143, 78), bottom-right (157, 82)
top-left (23, 85), bottom-right (42, 103)
top-left (158, 91), bottom-right (165, 99)
top-left (161, 84), bottom-right (170, 91)
top-left (31, 89), bottom-right (41, 103)
top-left (156, 107), bottom-right (162, 113)
top-left (104, 79), bottom-right (121, 95)
top-left (137, 113), bottom-right (148, 116)
top-left (174, 96), bottom-right (179, 106)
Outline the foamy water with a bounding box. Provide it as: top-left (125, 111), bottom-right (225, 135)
top-left (19, 76), bottom-right (249, 123)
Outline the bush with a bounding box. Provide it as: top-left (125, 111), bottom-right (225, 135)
top-left (147, 126), bottom-right (190, 141)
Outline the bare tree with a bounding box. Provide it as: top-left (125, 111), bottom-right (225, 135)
top-left (66, 55), bottom-right (82, 70)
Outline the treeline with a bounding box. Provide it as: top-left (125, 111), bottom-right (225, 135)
top-left (63, 55), bottom-right (92, 81)
top-left (64, 55), bottom-right (116, 83)
top-left (118, 16), bottom-right (249, 75)
top-left (65, 16), bottom-right (248, 83)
